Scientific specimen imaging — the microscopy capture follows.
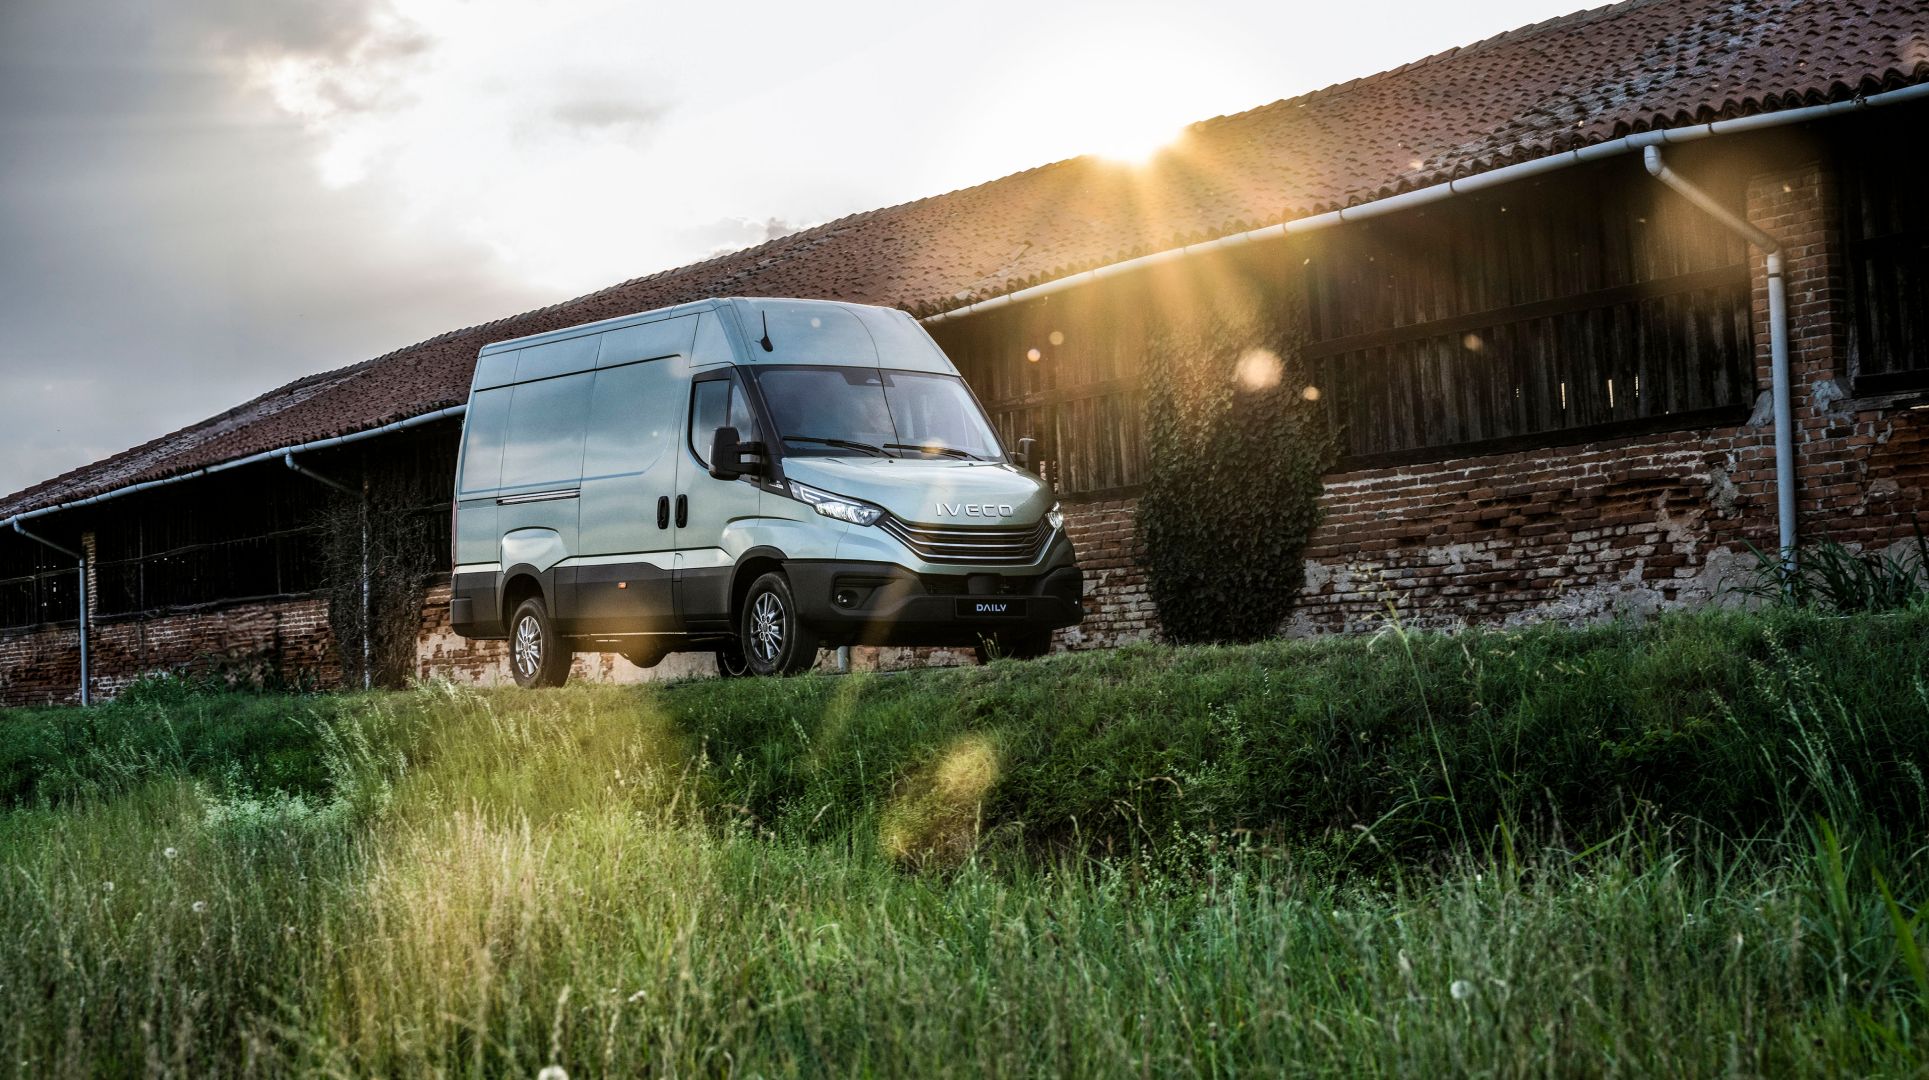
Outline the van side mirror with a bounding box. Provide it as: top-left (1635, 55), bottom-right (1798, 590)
top-left (1013, 436), bottom-right (1040, 473)
top-left (709, 426), bottom-right (763, 480)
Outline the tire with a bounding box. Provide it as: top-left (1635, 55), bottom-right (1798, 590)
top-left (738, 572), bottom-right (821, 676)
top-left (714, 639), bottom-right (753, 678)
top-left (973, 629), bottom-right (1053, 665)
top-left (508, 596), bottom-right (572, 688)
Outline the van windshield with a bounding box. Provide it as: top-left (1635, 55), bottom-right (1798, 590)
top-left (751, 367), bottom-right (1003, 461)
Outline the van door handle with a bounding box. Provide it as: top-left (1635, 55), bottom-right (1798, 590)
top-left (656, 496), bottom-right (670, 529)
top-left (675, 494), bottom-right (689, 528)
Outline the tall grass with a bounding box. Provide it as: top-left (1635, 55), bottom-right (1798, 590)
top-left (3, 608), bottom-right (1928, 1075)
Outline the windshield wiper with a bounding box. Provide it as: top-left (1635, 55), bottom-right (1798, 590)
top-left (783, 435), bottom-right (890, 457)
top-left (885, 442), bottom-right (979, 460)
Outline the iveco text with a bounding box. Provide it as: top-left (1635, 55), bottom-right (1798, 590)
top-left (448, 297), bottom-right (1085, 684)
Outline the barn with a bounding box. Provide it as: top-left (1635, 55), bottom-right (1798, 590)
top-left (4, 0), bottom-right (1927, 704)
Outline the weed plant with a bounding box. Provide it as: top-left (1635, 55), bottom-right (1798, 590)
top-left (1731, 519), bottom-right (1929, 614)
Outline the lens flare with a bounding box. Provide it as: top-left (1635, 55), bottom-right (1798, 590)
top-left (1234, 348), bottom-right (1282, 392)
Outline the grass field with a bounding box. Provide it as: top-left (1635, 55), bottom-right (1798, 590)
top-left (3, 607), bottom-right (1928, 1076)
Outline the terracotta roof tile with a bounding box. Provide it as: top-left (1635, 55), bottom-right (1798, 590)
top-left (6, 0), bottom-right (1926, 516)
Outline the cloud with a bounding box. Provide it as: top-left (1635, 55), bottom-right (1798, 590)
top-left (192, 0), bottom-right (400, 58)
top-left (548, 96), bottom-right (666, 136)
top-left (0, 0), bottom-right (550, 500)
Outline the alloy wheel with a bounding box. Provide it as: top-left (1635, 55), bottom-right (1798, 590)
top-left (514, 614), bottom-right (542, 677)
top-left (750, 591), bottom-right (784, 662)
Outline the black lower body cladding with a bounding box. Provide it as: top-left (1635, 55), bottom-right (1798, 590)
top-left (449, 570), bottom-right (502, 637)
top-left (784, 560), bottom-right (1083, 648)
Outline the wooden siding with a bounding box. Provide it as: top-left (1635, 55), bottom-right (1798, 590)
top-left (1301, 161), bottom-right (1755, 464)
top-left (1840, 116), bottom-right (1929, 395)
top-left (937, 159), bottom-right (1760, 491)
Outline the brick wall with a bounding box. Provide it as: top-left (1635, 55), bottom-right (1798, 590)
top-left (1059, 497), bottom-right (1153, 648)
top-left (0, 596), bottom-right (337, 706)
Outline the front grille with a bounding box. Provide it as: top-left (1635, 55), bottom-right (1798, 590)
top-left (881, 517), bottom-right (1051, 565)
top-left (921, 574), bottom-right (1032, 596)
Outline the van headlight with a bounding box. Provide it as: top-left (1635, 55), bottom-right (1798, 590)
top-left (788, 480), bottom-right (883, 526)
top-left (1047, 502), bottom-right (1064, 530)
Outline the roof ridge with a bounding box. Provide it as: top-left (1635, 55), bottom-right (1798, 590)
top-left (1183, 0), bottom-right (1666, 136)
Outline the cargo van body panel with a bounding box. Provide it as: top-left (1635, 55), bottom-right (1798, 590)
top-left (449, 297), bottom-right (1083, 672)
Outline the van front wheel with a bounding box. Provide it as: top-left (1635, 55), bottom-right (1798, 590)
top-left (739, 572), bottom-right (820, 676)
top-left (508, 596), bottom-right (572, 688)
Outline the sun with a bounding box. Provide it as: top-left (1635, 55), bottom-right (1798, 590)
top-left (1082, 115), bottom-right (1186, 164)
top-left (1046, 51), bottom-right (1206, 165)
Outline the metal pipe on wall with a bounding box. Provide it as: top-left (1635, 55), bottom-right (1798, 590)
top-left (1641, 145), bottom-right (1797, 572)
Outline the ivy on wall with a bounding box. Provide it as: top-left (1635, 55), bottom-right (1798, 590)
top-left (1139, 284), bottom-right (1336, 644)
top-left (317, 460), bottom-right (444, 689)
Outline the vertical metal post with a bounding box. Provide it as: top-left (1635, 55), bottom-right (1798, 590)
top-left (76, 557), bottom-right (89, 706)
top-left (360, 472), bottom-right (371, 691)
top-left (1764, 250), bottom-right (1796, 575)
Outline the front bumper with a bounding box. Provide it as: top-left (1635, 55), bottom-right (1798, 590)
top-left (785, 559), bottom-right (1084, 647)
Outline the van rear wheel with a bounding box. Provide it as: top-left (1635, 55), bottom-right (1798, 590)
top-left (739, 572), bottom-right (820, 676)
top-left (974, 630), bottom-right (1052, 664)
top-left (508, 596), bottom-right (572, 688)
top-left (714, 639), bottom-right (752, 678)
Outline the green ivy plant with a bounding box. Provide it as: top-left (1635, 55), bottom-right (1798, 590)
top-left (1139, 288), bottom-right (1335, 644)
top-left (318, 462), bottom-right (444, 689)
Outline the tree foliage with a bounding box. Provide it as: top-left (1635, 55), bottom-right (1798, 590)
top-left (1139, 286), bottom-right (1335, 643)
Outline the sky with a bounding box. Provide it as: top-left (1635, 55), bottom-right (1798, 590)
top-left (0, 0), bottom-right (1582, 500)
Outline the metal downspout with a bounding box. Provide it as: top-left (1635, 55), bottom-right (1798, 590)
top-left (12, 521), bottom-right (88, 706)
top-left (1641, 146), bottom-right (1796, 573)
top-left (284, 453), bottom-right (372, 690)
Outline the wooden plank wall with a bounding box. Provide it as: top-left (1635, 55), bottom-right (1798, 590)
top-left (1838, 115), bottom-right (1929, 395)
top-left (1301, 162), bottom-right (1754, 464)
top-left (935, 158), bottom-right (1761, 490)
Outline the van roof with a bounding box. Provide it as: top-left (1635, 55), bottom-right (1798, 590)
top-left (476, 296), bottom-right (915, 356)
top-left (476, 297), bottom-right (724, 355)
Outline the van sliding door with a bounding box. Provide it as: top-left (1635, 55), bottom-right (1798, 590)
top-left (566, 353), bottom-right (688, 634)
